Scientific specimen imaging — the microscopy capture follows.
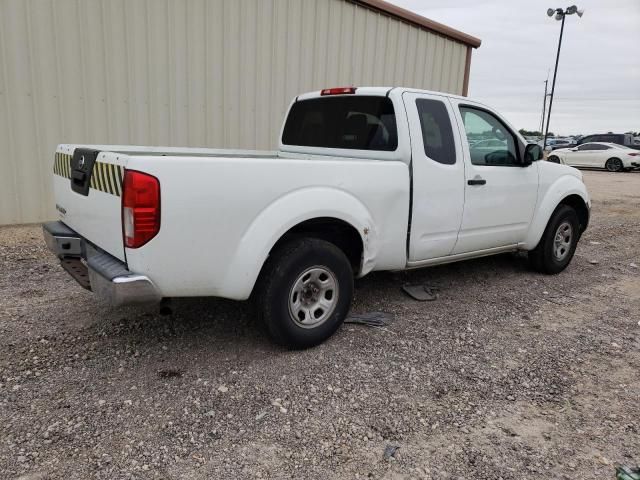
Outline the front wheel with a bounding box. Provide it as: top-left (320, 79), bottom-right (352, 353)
top-left (529, 205), bottom-right (580, 274)
top-left (605, 158), bottom-right (624, 172)
top-left (256, 238), bottom-right (354, 349)
top-left (548, 155), bottom-right (560, 164)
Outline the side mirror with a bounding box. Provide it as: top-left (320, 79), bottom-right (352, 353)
top-left (570, 147), bottom-right (578, 151)
top-left (524, 143), bottom-right (543, 165)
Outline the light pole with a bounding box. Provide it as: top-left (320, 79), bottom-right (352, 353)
top-left (543, 5), bottom-right (584, 149)
top-left (540, 77), bottom-right (549, 135)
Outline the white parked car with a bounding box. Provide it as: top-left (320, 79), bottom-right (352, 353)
top-left (548, 142), bottom-right (640, 172)
top-left (44, 86), bottom-right (590, 348)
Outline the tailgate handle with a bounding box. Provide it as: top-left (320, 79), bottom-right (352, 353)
top-left (70, 148), bottom-right (100, 196)
top-left (72, 170), bottom-right (86, 185)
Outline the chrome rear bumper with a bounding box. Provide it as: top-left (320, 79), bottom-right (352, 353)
top-left (43, 221), bottom-right (161, 306)
top-left (88, 269), bottom-right (162, 306)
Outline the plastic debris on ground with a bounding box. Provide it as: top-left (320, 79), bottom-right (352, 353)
top-left (345, 311), bottom-right (393, 327)
top-left (402, 284), bottom-right (439, 301)
top-left (616, 465), bottom-right (640, 480)
top-left (383, 444), bottom-right (400, 459)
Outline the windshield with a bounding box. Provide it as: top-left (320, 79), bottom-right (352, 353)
top-left (282, 96), bottom-right (398, 151)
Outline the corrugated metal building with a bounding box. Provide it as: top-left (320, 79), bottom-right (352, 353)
top-left (0, 0), bottom-right (480, 225)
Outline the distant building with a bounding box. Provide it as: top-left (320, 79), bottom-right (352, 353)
top-left (0, 0), bottom-right (480, 224)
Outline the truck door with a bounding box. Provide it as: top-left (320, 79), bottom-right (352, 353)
top-left (402, 92), bottom-right (465, 261)
top-left (450, 101), bottom-right (539, 254)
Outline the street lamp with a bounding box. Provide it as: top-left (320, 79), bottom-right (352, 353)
top-left (543, 5), bottom-right (584, 149)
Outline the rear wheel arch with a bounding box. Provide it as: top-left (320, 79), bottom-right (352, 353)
top-left (267, 217), bottom-right (364, 275)
top-left (220, 187), bottom-right (376, 300)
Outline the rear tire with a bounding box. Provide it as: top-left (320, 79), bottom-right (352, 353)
top-left (605, 158), bottom-right (624, 172)
top-left (256, 238), bottom-right (353, 349)
top-left (529, 205), bottom-right (580, 274)
top-left (548, 155), bottom-right (560, 164)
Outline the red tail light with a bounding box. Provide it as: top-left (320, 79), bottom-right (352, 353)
top-left (122, 170), bottom-right (160, 248)
top-left (321, 87), bottom-right (357, 96)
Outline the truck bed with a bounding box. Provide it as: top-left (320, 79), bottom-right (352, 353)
top-left (52, 144), bottom-right (410, 298)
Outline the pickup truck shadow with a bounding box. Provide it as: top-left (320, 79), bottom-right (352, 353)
top-left (71, 252), bottom-right (537, 383)
top-left (354, 252), bottom-right (530, 301)
top-left (95, 252), bottom-right (530, 349)
top-left (96, 296), bottom-right (265, 347)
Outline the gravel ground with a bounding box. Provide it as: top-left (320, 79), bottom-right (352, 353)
top-left (1, 170), bottom-right (639, 480)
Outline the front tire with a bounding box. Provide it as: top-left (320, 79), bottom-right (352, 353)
top-left (529, 205), bottom-right (580, 274)
top-left (256, 238), bottom-right (353, 349)
top-left (548, 155), bottom-right (560, 164)
top-left (605, 158), bottom-right (624, 172)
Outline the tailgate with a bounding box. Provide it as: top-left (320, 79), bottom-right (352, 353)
top-left (53, 145), bottom-right (126, 261)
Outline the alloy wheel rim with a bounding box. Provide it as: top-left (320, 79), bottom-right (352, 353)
top-left (607, 159), bottom-right (621, 171)
top-left (288, 266), bottom-right (339, 329)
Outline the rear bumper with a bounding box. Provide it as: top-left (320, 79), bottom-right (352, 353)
top-left (43, 221), bottom-right (161, 306)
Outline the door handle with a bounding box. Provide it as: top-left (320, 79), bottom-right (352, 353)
top-left (467, 178), bottom-right (486, 186)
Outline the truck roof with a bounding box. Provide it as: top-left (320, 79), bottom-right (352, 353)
top-left (296, 86), bottom-right (474, 103)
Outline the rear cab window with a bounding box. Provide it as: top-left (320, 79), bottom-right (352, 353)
top-left (282, 96), bottom-right (398, 151)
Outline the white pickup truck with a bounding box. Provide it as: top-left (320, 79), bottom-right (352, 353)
top-left (44, 86), bottom-right (590, 348)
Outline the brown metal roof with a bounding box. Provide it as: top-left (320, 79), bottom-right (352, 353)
top-left (352, 0), bottom-right (482, 48)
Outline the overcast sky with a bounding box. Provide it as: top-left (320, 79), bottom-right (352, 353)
top-left (390, 0), bottom-right (640, 136)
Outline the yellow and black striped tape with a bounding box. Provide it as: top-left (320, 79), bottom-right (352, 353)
top-left (53, 152), bottom-right (124, 197)
top-left (53, 152), bottom-right (72, 179)
top-left (90, 161), bottom-right (124, 197)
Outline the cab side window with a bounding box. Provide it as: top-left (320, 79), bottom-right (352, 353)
top-left (459, 107), bottom-right (518, 166)
top-left (416, 99), bottom-right (456, 165)
top-left (577, 143), bottom-right (595, 151)
top-left (579, 143), bottom-right (610, 151)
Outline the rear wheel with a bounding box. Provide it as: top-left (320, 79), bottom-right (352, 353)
top-left (529, 205), bottom-right (580, 274)
top-left (605, 158), bottom-right (624, 172)
top-left (548, 155), bottom-right (560, 164)
top-left (256, 238), bottom-right (353, 349)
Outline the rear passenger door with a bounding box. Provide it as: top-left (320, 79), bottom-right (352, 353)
top-left (402, 92), bottom-right (465, 261)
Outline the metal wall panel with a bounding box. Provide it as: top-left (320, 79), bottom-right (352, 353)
top-left (0, 0), bottom-right (470, 225)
